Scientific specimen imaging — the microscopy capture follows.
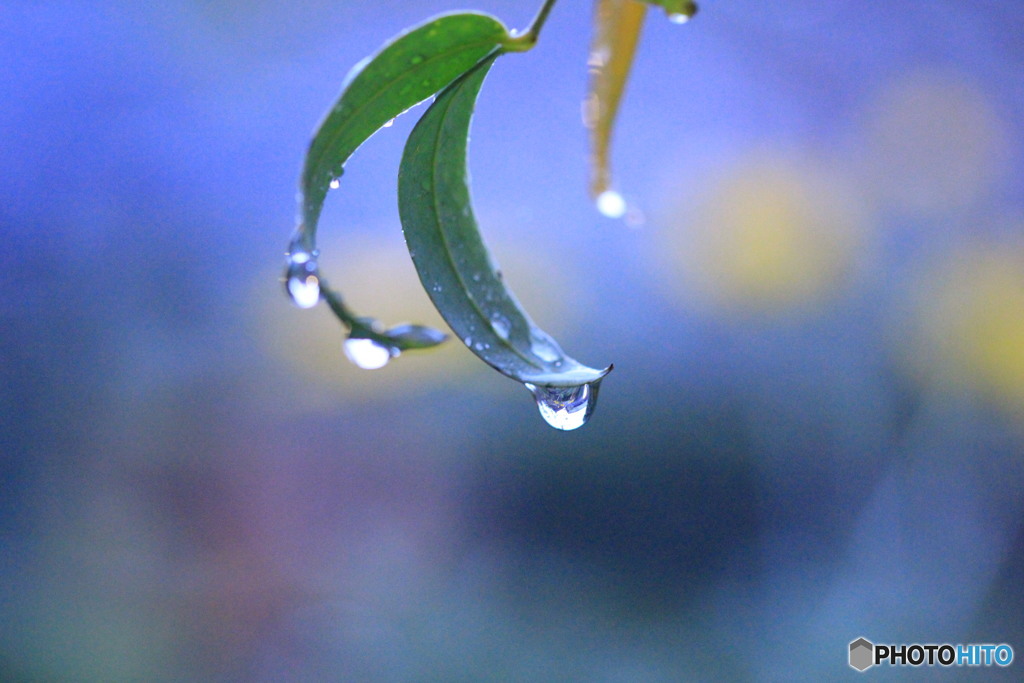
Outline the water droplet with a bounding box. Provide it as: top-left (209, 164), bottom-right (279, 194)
top-left (464, 336), bottom-right (472, 348)
top-left (410, 55), bottom-right (424, 65)
top-left (668, 1), bottom-right (698, 23)
top-left (472, 272), bottom-right (482, 282)
top-left (596, 190), bottom-right (627, 218)
top-left (382, 118), bottom-right (395, 128)
top-left (343, 337), bottom-right (396, 370)
top-left (285, 248), bottom-right (320, 309)
top-left (530, 335), bottom-right (561, 363)
top-left (491, 314), bottom-right (511, 340)
top-left (525, 382), bottom-right (599, 431)
top-left (329, 178), bottom-right (341, 190)
top-left (587, 47), bottom-right (610, 69)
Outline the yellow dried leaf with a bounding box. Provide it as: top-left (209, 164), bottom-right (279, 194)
top-left (586, 0), bottom-right (647, 199)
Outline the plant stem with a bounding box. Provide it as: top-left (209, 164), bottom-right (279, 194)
top-left (506, 0), bottom-right (559, 50)
top-left (320, 282), bottom-right (354, 328)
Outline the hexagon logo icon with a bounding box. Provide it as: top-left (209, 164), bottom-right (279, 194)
top-left (849, 637), bottom-right (874, 671)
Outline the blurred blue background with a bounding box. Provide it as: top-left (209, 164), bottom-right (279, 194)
top-left (3, 0), bottom-right (1023, 679)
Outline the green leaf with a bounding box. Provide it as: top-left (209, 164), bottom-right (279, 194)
top-left (289, 12), bottom-right (513, 354)
top-left (398, 55), bottom-right (612, 390)
top-left (299, 12), bottom-right (511, 237)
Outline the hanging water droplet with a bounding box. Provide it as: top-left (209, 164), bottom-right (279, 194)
top-left (525, 382), bottom-right (599, 431)
top-left (596, 189), bottom-right (627, 218)
top-left (343, 337), bottom-right (396, 370)
top-left (329, 178), bottom-right (341, 190)
top-left (285, 249), bottom-right (320, 309)
top-left (491, 314), bottom-right (511, 341)
top-left (382, 118), bottom-right (395, 128)
top-left (667, 1), bottom-right (698, 23)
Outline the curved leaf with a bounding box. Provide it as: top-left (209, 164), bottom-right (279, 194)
top-left (398, 55), bottom-right (611, 389)
top-left (300, 12), bottom-right (511, 238)
top-left (289, 12), bottom-right (513, 352)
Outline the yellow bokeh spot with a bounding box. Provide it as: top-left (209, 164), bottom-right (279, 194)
top-left (909, 239), bottom-right (1024, 412)
top-left (656, 151), bottom-right (866, 313)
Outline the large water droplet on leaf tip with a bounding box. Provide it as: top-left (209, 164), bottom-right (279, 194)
top-left (526, 382), bottom-right (599, 431)
top-left (343, 337), bottom-right (396, 370)
top-left (596, 190), bottom-right (628, 218)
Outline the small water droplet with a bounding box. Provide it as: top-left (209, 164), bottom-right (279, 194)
top-left (471, 272), bottom-right (481, 282)
top-left (382, 118), bottom-right (395, 128)
top-left (596, 190), bottom-right (627, 218)
top-left (285, 248), bottom-right (320, 309)
top-left (464, 336), bottom-right (472, 347)
top-left (491, 314), bottom-right (511, 340)
top-left (473, 341), bottom-right (484, 351)
top-left (530, 335), bottom-right (561, 363)
top-left (525, 382), bottom-right (599, 431)
top-left (343, 337), bottom-right (396, 370)
top-left (431, 283), bottom-right (443, 293)
top-left (587, 47), bottom-right (610, 69)
top-left (668, 1), bottom-right (698, 23)
top-left (410, 55), bottom-right (424, 65)
top-left (329, 178), bottom-right (341, 190)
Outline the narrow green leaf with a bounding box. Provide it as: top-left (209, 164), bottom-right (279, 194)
top-left (300, 12), bottom-right (511, 236)
top-left (398, 55), bottom-right (611, 389)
